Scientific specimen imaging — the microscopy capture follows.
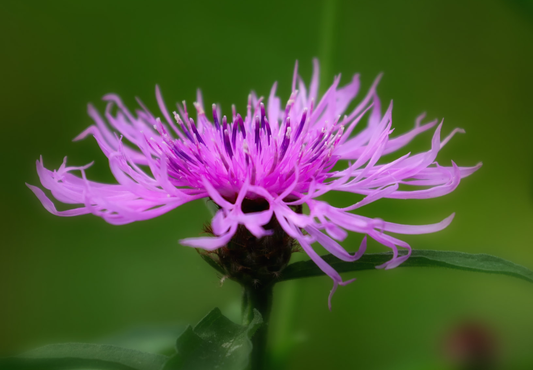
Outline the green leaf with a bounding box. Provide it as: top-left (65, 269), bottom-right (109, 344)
top-left (163, 307), bottom-right (263, 370)
top-left (0, 343), bottom-right (168, 370)
top-left (101, 324), bottom-right (186, 355)
top-left (279, 250), bottom-right (533, 283)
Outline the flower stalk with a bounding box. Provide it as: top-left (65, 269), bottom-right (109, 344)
top-left (242, 284), bottom-right (273, 370)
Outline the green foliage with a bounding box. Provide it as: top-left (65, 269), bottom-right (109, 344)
top-left (279, 250), bottom-right (533, 283)
top-left (163, 308), bottom-right (263, 370)
top-left (101, 324), bottom-right (186, 355)
top-left (1, 250), bottom-right (530, 370)
top-left (0, 343), bottom-right (168, 370)
top-left (0, 309), bottom-right (263, 370)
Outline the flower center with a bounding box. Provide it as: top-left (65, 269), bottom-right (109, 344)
top-left (149, 91), bottom-right (345, 200)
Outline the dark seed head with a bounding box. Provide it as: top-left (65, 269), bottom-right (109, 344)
top-left (201, 199), bottom-right (302, 287)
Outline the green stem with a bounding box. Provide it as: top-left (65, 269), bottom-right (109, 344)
top-left (269, 257), bottom-right (306, 369)
top-left (318, 0), bottom-right (338, 94)
top-left (243, 284), bottom-right (273, 370)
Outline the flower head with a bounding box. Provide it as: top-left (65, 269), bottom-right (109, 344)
top-left (28, 60), bottom-right (481, 308)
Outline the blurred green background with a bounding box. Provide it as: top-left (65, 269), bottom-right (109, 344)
top-left (1, 0), bottom-right (533, 369)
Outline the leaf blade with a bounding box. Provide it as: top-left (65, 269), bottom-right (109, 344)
top-left (279, 250), bottom-right (533, 283)
top-left (163, 308), bottom-right (263, 370)
top-left (0, 343), bottom-right (168, 370)
top-left (101, 324), bottom-right (186, 355)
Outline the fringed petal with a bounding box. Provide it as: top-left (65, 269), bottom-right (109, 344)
top-left (180, 224), bottom-right (238, 251)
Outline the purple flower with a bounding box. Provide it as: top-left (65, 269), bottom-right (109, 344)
top-left (28, 60), bottom-right (480, 308)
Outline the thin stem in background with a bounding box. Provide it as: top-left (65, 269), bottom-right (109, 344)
top-left (268, 280), bottom-right (303, 369)
top-left (318, 0), bottom-right (339, 93)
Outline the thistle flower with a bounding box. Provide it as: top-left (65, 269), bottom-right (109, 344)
top-left (27, 60), bottom-right (481, 308)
